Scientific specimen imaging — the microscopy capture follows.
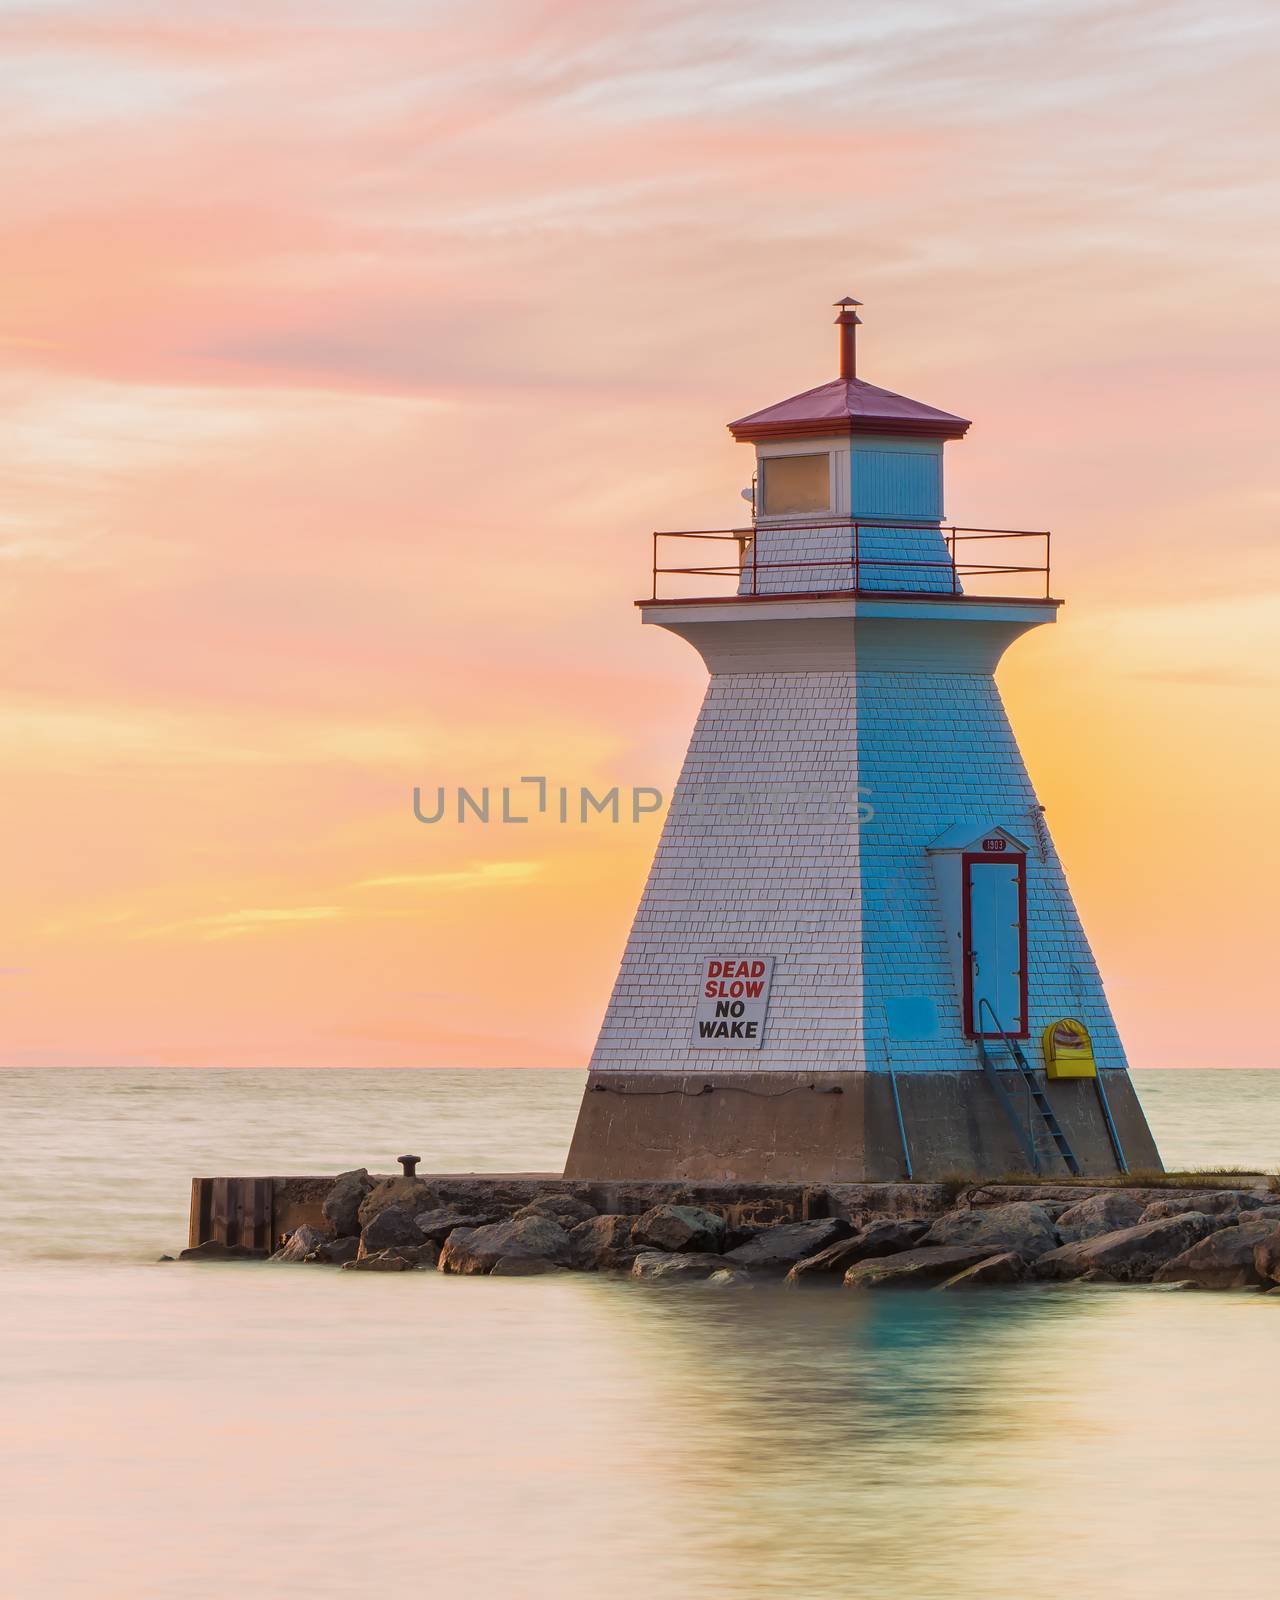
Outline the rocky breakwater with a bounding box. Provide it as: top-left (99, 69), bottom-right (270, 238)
top-left (178, 1171), bottom-right (1280, 1294)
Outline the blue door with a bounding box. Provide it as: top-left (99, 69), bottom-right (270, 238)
top-left (964, 857), bottom-right (1026, 1036)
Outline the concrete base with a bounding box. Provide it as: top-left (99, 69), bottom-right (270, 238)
top-left (562, 1069), bottom-right (1163, 1184)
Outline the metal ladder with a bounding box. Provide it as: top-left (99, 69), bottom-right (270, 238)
top-left (975, 998), bottom-right (1081, 1176)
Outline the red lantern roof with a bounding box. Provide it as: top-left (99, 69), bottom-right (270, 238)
top-left (728, 296), bottom-right (971, 443)
top-left (728, 375), bottom-right (971, 443)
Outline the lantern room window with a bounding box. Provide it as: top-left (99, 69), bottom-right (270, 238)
top-left (760, 453), bottom-right (830, 516)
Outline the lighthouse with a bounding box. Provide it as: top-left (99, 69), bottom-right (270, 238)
top-left (565, 300), bottom-right (1162, 1183)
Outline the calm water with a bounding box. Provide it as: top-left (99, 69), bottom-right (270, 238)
top-left (1, 1068), bottom-right (1277, 1599)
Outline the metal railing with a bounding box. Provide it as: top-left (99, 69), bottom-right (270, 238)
top-left (648, 519), bottom-right (1052, 602)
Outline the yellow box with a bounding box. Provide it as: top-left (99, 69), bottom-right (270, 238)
top-left (1043, 1018), bottom-right (1096, 1079)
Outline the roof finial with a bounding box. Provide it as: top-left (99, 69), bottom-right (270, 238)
top-left (833, 295), bottom-right (863, 381)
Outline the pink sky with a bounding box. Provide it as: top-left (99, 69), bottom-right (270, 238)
top-left (2, 0), bottom-right (1277, 1069)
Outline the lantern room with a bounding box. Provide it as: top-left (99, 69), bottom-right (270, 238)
top-left (727, 297), bottom-right (971, 595)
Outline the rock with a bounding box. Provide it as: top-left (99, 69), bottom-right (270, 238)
top-left (631, 1204), bottom-right (726, 1255)
top-left (437, 1215), bottom-right (574, 1275)
top-left (1054, 1192), bottom-right (1149, 1242)
top-left (1138, 1190), bottom-right (1267, 1225)
top-left (1155, 1219), bottom-right (1280, 1289)
top-left (956, 1183), bottom-right (1102, 1211)
top-left (359, 1205), bottom-right (427, 1256)
top-left (156, 1254), bottom-right (175, 1262)
top-left (270, 1224), bottom-right (332, 1263)
top-left (356, 1176), bottom-right (436, 1231)
top-left (631, 1251), bottom-right (727, 1282)
top-left (490, 1255), bottom-right (564, 1276)
top-left (398, 1242), bottom-right (440, 1268)
top-left (1035, 1212), bottom-right (1222, 1283)
top-left (412, 1207), bottom-right (499, 1243)
top-left (921, 1202), bottom-right (1061, 1259)
top-left (937, 1252), bottom-right (1028, 1289)
top-left (569, 1214), bottom-right (640, 1271)
top-left (785, 1218), bottom-right (931, 1285)
top-left (322, 1168), bottom-right (374, 1237)
top-left (852, 1215), bottom-right (933, 1254)
top-left (342, 1249), bottom-right (418, 1272)
top-left (514, 1194), bottom-right (597, 1226)
top-left (310, 1235), bottom-right (361, 1266)
top-left (844, 1245), bottom-right (1005, 1289)
top-left (705, 1267), bottom-right (755, 1287)
top-left (178, 1240), bottom-right (268, 1261)
top-left (723, 1218), bottom-right (852, 1274)
top-left (1255, 1231), bottom-right (1280, 1285)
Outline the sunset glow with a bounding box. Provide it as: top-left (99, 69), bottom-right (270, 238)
top-left (3, 0), bottom-right (1276, 1069)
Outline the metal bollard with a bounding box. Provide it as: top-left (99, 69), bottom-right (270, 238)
top-left (398, 1154), bottom-right (421, 1177)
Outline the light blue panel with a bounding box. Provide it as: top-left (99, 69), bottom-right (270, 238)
top-left (852, 444), bottom-right (942, 521)
top-left (854, 656), bottom-right (1130, 1074)
top-left (848, 440), bottom-right (950, 592)
top-left (884, 996), bottom-right (941, 1042)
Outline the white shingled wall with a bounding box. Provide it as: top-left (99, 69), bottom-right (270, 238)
top-left (588, 670), bottom-right (865, 1073)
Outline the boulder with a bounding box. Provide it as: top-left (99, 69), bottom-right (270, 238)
top-left (311, 1236), bottom-right (361, 1266)
top-left (631, 1205), bottom-right (726, 1255)
top-left (270, 1224), bottom-right (332, 1263)
top-left (631, 1251), bottom-right (727, 1282)
top-left (359, 1205), bottom-right (427, 1256)
top-left (322, 1168), bottom-right (374, 1237)
top-left (413, 1207), bottom-right (499, 1243)
top-left (723, 1218), bottom-right (852, 1274)
top-left (514, 1194), bottom-right (597, 1227)
top-left (1138, 1191), bottom-right (1266, 1225)
top-left (569, 1214), bottom-right (640, 1272)
top-left (705, 1267), bottom-right (755, 1288)
top-left (1035, 1212), bottom-right (1222, 1283)
top-left (178, 1240), bottom-right (268, 1261)
top-left (938, 1252), bottom-right (1028, 1289)
top-left (1255, 1232), bottom-right (1280, 1286)
top-left (849, 1215), bottom-right (932, 1256)
top-left (921, 1202), bottom-right (1060, 1259)
top-left (490, 1255), bottom-right (564, 1276)
top-left (1154, 1219), bottom-right (1280, 1289)
top-left (357, 1176), bottom-right (436, 1231)
top-left (785, 1218), bottom-right (931, 1285)
top-left (956, 1183), bottom-right (1103, 1211)
top-left (844, 1245), bottom-right (1005, 1289)
top-left (1054, 1192), bottom-right (1149, 1242)
top-left (342, 1249), bottom-right (417, 1272)
top-left (437, 1215), bottom-right (574, 1276)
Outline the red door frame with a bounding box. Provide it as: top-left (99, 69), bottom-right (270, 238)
top-left (961, 851), bottom-right (1029, 1039)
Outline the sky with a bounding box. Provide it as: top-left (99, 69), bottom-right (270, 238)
top-left (1, 0), bottom-right (1277, 1070)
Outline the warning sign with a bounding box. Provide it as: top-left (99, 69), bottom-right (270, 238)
top-left (691, 957), bottom-right (775, 1048)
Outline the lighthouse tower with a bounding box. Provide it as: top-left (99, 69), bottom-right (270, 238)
top-left (566, 300), bottom-right (1162, 1183)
